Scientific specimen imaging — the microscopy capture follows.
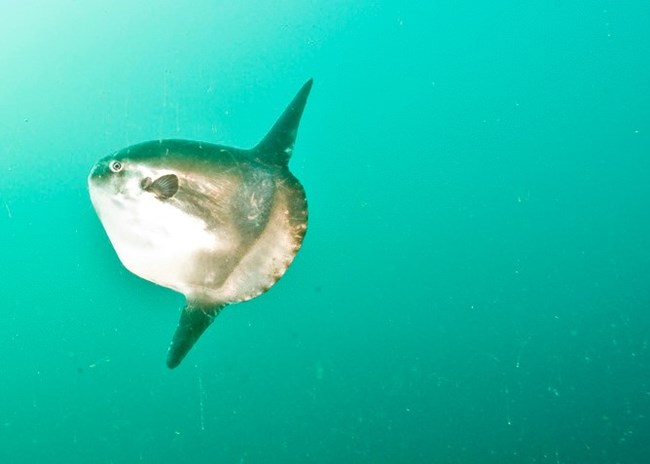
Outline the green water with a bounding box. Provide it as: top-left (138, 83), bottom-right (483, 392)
top-left (1, 1), bottom-right (649, 463)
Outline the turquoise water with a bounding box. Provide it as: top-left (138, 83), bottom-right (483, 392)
top-left (1, 1), bottom-right (649, 462)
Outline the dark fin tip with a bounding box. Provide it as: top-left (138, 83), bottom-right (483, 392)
top-left (166, 303), bottom-right (225, 369)
top-left (253, 78), bottom-right (313, 167)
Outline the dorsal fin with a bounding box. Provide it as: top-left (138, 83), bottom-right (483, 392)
top-left (166, 301), bottom-right (225, 369)
top-left (253, 79), bottom-right (313, 167)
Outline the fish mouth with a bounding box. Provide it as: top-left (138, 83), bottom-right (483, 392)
top-left (89, 161), bottom-right (109, 181)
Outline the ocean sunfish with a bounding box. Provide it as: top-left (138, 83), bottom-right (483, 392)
top-left (88, 80), bottom-right (312, 368)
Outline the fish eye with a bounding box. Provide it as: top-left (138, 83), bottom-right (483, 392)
top-left (109, 160), bottom-right (123, 173)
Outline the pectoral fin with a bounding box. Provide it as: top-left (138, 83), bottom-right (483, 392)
top-left (143, 174), bottom-right (179, 199)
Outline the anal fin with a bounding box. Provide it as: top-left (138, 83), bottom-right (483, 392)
top-left (166, 302), bottom-right (225, 369)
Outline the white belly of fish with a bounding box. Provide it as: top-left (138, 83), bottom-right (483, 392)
top-left (90, 187), bottom-right (222, 296)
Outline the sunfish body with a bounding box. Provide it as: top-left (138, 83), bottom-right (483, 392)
top-left (88, 80), bottom-right (312, 368)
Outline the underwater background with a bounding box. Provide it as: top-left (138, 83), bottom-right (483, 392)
top-left (1, 1), bottom-right (649, 463)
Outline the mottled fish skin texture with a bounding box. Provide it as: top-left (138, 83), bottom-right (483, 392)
top-left (88, 79), bottom-right (313, 369)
